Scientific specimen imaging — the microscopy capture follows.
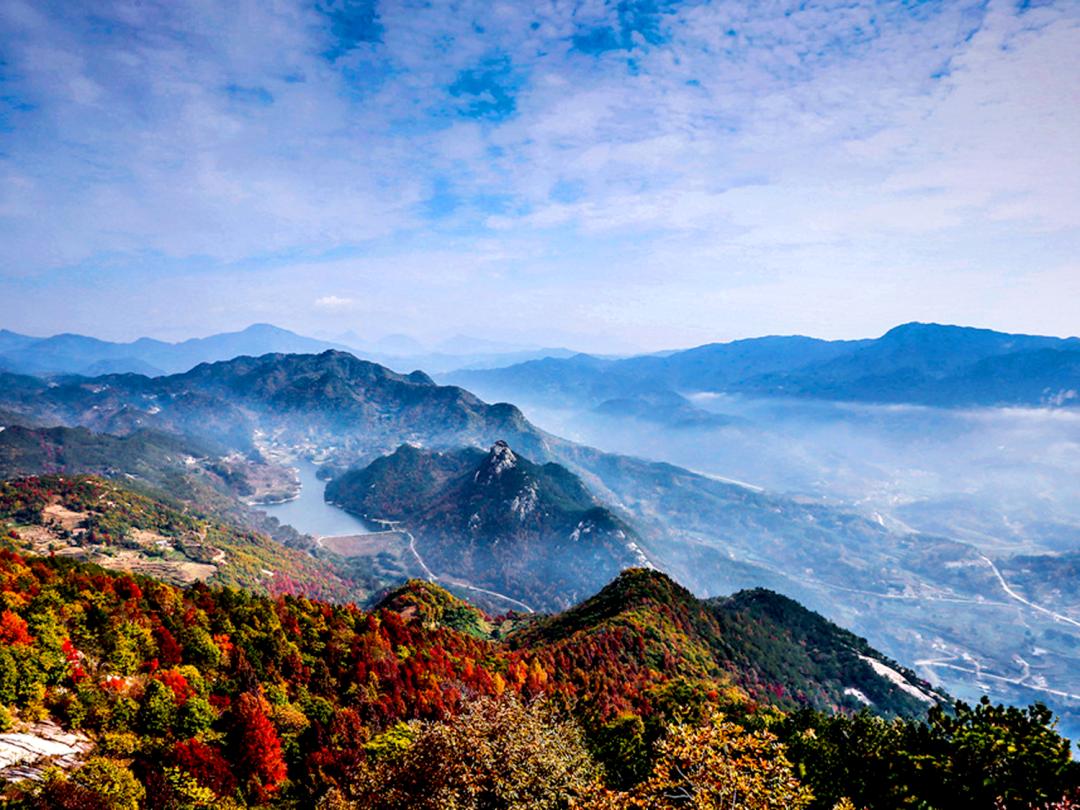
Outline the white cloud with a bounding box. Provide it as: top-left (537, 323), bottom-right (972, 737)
top-left (0, 0), bottom-right (1077, 347)
top-left (314, 295), bottom-right (354, 310)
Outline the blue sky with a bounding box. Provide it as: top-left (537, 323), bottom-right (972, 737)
top-left (0, 0), bottom-right (1077, 351)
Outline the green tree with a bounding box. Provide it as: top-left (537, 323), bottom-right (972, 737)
top-left (781, 700), bottom-right (1080, 810)
top-left (108, 623), bottom-right (150, 676)
top-left (108, 696), bottom-right (139, 733)
top-left (0, 647), bottom-right (17, 704)
top-left (182, 626), bottom-right (221, 669)
top-left (139, 678), bottom-right (177, 736)
top-left (591, 713), bottom-right (651, 790)
top-left (918, 699), bottom-right (1079, 809)
top-left (28, 758), bottom-right (145, 810)
top-left (71, 758), bottom-right (145, 810)
top-left (178, 695), bottom-right (217, 738)
top-left (780, 709), bottom-right (914, 809)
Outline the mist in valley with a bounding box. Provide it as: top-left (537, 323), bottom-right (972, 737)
top-left (495, 391), bottom-right (1080, 560)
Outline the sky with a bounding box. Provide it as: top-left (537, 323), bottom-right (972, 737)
top-left (0, 0), bottom-right (1077, 353)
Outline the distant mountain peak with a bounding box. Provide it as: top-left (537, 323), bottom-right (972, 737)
top-left (880, 321), bottom-right (985, 339)
top-left (238, 322), bottom-right (295, 336)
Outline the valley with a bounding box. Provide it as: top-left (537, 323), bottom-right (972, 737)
top-left (0, 330), bottom-right (1074, 805)
top-left (2, 346), bottom-right (1077, 737)
top-left (449, 351), bottom-right (1080, 746)
top-left (0, 328), bottom-right (1077, 780)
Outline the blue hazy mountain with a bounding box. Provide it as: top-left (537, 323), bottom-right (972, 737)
top-left (0, 324), bottom-right (582, 378)
top-left (448, 323), bottom-right (1080, 408)
top-left (0, 323), bottom-right (350, 377)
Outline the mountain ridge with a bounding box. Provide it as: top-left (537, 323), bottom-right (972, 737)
top-left (1, 346), bottom-right (1077, 743)
top-left (448, 322), bottom-right (1080, 408)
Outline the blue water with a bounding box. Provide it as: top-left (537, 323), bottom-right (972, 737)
top-left (260, 460), bottom-right (370, 538)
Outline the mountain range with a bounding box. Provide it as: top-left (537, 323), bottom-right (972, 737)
top-left (0, 345), bottom-right (1077, 744)
top-left (0, 323), bottom-right (580, 378)
top-left (0, 350), bottom-right (533, 461)
top-left (9, 321), bottom-right (1076, 409)
top-left (0, 323), bottom-right (349, 377)
top-left (448, 322), bottom-right (1080, 408)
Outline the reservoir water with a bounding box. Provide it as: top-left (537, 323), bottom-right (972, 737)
top-left (260, 460), bottom-right (370, 538)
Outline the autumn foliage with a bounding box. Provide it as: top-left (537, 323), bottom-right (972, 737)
top-left (0, 610), bottom-right (32, 646)
top-left (0, 549), bottom-right (1073, 808)
top-left (232, 691), bottom-right (287, 801)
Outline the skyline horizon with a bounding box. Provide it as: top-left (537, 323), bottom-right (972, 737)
top-left (3, 316), bottom-right (1079, 359)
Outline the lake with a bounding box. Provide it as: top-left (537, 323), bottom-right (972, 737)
top-left (260, 460), bottom-right (370, 538)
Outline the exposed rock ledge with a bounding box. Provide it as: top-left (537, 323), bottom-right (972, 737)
top-left (0, 722), bottom-right (92, 782)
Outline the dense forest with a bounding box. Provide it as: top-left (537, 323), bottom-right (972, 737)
top-left (0, 534), bottom-right (1074, 808)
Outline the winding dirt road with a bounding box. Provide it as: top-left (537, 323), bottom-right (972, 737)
top-left (370, 519), bottom-right (535, 614)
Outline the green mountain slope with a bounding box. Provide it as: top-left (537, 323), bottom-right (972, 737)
top-left (0, 475), bottom-right (348, 600)
top-left (328, 442), bottom-right (647, 610)
top-left (509, 568), bottom-right (943, 719)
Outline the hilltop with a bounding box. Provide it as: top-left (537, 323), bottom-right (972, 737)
top-left (508, 568), bottom-right (943, 718)
top-left (327, 442), bottom-right (648, 610)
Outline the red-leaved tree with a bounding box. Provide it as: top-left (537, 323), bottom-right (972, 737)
top-left (231, 691), bottom-right (287, 802)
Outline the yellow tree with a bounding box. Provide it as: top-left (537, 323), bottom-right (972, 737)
top-left (627, 710), bottom-right (813, 810)
top-left (350, 694), bottom-right (602, 810)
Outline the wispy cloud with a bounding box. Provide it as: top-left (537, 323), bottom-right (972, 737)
top-left (0, 0), bottom-right (1076, 348)
top-left (314, 294), bottom-right (354, 310)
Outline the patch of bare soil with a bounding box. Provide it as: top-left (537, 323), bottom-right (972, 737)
top-left (128, 527), bottom-right (174, 551)
top-left (41, 504), bottom-right (85, 533)
top-left (95, 549), bottom-right (216, 586)
top-left (11, 501), bottom-right (218, 586)
top-left (320, 531), bottom-right (406, 558)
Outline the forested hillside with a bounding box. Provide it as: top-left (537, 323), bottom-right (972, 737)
top-left (0, 548), bottom-right (1073, 808)
top-left (0, 476), bottom-right (349, 600)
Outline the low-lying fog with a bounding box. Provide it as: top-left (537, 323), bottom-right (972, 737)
top-left (514, 394), bottom-right (1080, 557)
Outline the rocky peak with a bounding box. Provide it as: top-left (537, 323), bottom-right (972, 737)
top-left (475, 440), bottom-right (517, 483)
